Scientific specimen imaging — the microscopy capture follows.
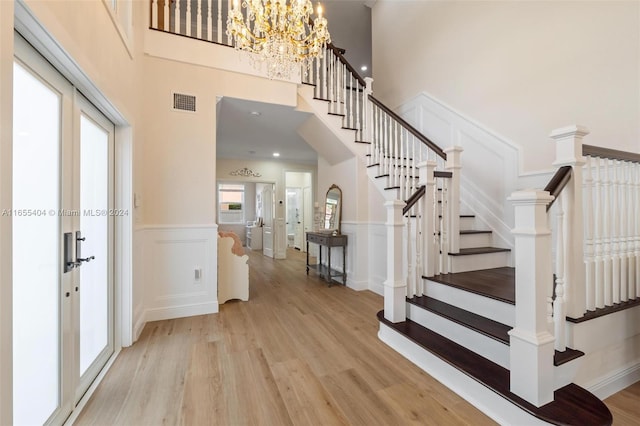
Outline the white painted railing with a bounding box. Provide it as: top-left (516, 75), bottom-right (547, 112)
top-left (548, 127), bottom-right (640, 326)
top-left (150, 0), bottom-right (232, 45)
top-left (583, 150), bottom-right (640, 311)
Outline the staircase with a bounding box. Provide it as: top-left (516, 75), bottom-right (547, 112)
top-left (296, 45), bottom-right (614, 425)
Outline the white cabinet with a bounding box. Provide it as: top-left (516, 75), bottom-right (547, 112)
top-left (246, 225), bottom-right (263, 250)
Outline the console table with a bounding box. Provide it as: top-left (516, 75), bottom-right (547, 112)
top-left (306, 232), bottom-right (347, 286)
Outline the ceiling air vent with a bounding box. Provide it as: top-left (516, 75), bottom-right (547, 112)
top-left (172, 92), bottom-right (196, 113)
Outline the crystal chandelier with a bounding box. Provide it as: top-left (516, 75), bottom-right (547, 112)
top-left (226, 0), bottom-right (331, 80)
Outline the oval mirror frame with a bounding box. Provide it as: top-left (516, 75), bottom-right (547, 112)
top-left (324, 184), bottom-right (342, 234)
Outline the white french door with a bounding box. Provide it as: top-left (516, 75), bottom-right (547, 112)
top-left (12, 34), bottom-right (115, 425)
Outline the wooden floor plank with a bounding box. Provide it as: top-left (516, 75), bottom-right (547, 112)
top-left (74, 249), bottom-right (639, 425)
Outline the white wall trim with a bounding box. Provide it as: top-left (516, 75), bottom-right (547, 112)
top-left (139, 223), bottom-right (219, 230)
top-left (586, 362), bottom-right (640, 400)
top-left (133, 302), bottom-right (146, 342)
top-left (144, 301), bottom-right (219, 323)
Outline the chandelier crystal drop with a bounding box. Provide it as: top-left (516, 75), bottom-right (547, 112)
top-left (226, 0), bottom-right (331, 80)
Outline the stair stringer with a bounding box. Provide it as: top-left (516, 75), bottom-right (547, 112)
top-left (297, 85), bottom-right (403, 202)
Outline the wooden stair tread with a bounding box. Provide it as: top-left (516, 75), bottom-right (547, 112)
top-left (567, 298), bottom-right (640, 323)
top-left (407, 296), bottom-right (584, 366)
top-left (460, 229), bottom-right (492, 235)
top-left (408, 295), bottom-right (510, 343)
top-left (450, 247), bottom-right (511, 256)
top-left (377, 311), bottom-right (612, 426)
top-left (355, 140), bottom-right (371, 144)
top-left (425, 267), bottom-right (516, 304)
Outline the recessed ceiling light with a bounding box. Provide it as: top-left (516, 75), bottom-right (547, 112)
top-left (273, 152), bottom-right (280, 157)
top-left (361, 65), bottom-right (368, 71)
top-left (249, 150), bottom-right (256, 154)
top-left (250, 111), bottom-right (261, 116)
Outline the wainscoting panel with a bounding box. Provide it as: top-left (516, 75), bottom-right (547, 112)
top-left (396, 92), bottom-right (558, 251)
top-left (368, 223), bottom-right (387, 296)
top-left (141, 225), bottom-right (218, 322)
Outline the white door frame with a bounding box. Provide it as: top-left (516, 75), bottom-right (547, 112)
top-left (5, 3), bottom-right (134, 424)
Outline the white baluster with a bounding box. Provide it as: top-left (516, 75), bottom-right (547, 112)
top-left (342, 64), bottom-right (347, 117)
top-left (349, 75), bottom-right (354, 131)
top-left (417, 199), bottom-right (423, 295)
top-left (626, 162), bottom-right (635, 300)
top-left (612, 160), bottom-right (621, 304)
top-left (164, 0), bottom-right (170, 31)
top-left (196, 0), bottom-right (202, 39)
top-left (207, 0), bottom-right (213, 41)
top-left (185, 0), bottom-right (192, 37)
top-left (595, 157), bottom-right (605, 308)
top-left (554, 193), bottom-right (567, 351)
top-left (394, 121), bottom-right (399, 189)
top-left (175, 0), bottom-right (181, 34)
top-left (152, 0), bottom-right (159, 29)
top-left (399, 128), bottom-right (405, 200)
top-left (584, 156), bottom-right (596, 311)
top-left (620, 161), bottom-right (629, 302)
top-left (604, 159), bottom-right (612, 306)
top-left (441, 178), bottom-right (449, 274)
top-left (227, 0), bottom-right (232, 44)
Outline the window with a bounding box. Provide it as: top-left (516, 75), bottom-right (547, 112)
top-left (218, 183), bottom-right (245, 223)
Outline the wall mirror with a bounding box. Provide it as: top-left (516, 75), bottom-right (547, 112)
top-left (324, 184), bottom-right (342, 234)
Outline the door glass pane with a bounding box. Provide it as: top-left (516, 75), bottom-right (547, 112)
top-left (12, 61), bottom-right (61, 426)
top-left (79, 115), bottom-right (109, 376)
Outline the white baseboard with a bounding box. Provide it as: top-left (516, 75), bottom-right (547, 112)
top-left (378, 322), bottom-right (549, 426)
top-left (369, 280), bottom-right (384, 296)
top-left (347, 278), bottom-right (369, 291)
top-left (144, 301), bottom-right (219, 322)
top-left (133, 308), bottom-right (147, 343)
top-left (586, 362), bottom-right (640, 400)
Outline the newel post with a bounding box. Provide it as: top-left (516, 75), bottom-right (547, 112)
top-left (445, 146), bottom-right (463, 253)
top-left (419, 161), bottom-right (437, 277)
top-left (384, 200), bottom-right (407, 323)
top-left (508, 190), bottom-right (556, 407)
top-left (550, 125), bottom-right (589, 318)
top-left (363, 77), bottom-right (374, 143)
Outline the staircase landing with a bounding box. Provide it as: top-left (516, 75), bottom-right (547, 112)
top-left (426, 266), bottom-right (515, 304)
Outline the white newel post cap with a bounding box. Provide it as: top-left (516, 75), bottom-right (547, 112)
top-left (417, 161), bottom-right (437, 186)
top-left (384, 200), bottom-right (405, 224)
top-left (549, 125), bottom-right (589, 167)
top-left (508, 190), bottom-right (554, 234)
top-left (364, 77), bottom-right (374, 93)
top-left (444, 146), bottom-right (463, 169)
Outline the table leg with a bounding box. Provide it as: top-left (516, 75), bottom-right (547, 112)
top-left (343, 246), bottom-right (346, 285)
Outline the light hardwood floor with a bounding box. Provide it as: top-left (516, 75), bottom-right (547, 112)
top-left (75, 249), bottom-right (638, 425)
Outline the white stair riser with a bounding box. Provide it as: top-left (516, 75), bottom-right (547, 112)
top-left (449, 251), bottom-right (510, 273)
top-left (459, 232), bottom-right (492, 249)
top-left (407, 303), bottom-right (509, 368)
top-left (424, 279), bottom-right (515, 326)
top-left (459, 216), bottom-right (475, 231)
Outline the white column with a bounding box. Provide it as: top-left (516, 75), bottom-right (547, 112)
top-left (508, 190), bottom-right (556, 407)
top-left (444, 146), bottom-right (463, 254)
top-left (419, 161), bottom-right (437, 278)
top-left (549, 125), bottom-right (589, 318)
top-left (384, 200), bottom-right (407, 323)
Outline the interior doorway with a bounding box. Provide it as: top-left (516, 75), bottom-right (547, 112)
top-left (285, 171), bottom-right (313, 253)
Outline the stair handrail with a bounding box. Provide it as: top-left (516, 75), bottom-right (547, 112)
top-left (368, 95), bottom-right (447, 161)
top-left (544, 165), bottom-right (572, 211)
top-left (326, 43), bottom-right (367, 88)
top-left (583, 144), bottom-right (640, 163)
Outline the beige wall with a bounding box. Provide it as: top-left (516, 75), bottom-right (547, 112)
top-left (372, 0), bottom-right (640, 172)
top-left (141, 56), bottom-right (298, 225)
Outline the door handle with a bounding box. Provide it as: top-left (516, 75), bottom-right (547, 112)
top-left (75, 231), bottom-right (95, 265)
